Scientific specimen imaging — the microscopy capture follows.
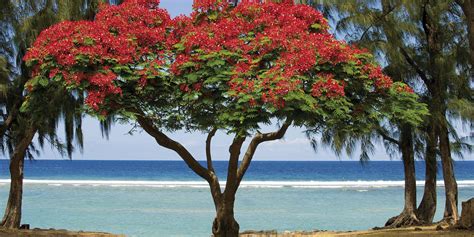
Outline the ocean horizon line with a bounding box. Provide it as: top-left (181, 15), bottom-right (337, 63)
top-left (1, 159), bottom-right (473, 162)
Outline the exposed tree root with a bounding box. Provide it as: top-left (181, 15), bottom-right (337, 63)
top-left (385, 211), bottom-right (421, 228)
top-left (438, 217), bottom-right (457, 227)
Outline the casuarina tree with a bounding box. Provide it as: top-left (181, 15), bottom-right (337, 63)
top-left (319, 0), bottom-right (472, 226)
top-left (22, 0), bottom-right (427, 236)
top-left (0, 0), bottom-right (113, 228)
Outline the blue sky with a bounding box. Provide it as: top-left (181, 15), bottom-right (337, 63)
top-left (37, 0), bottom-right (472, 161)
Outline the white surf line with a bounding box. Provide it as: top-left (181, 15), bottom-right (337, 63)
top-left (0, 179), bottom-right (473, 188)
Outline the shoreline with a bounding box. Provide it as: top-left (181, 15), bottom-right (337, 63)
top-left (1, 225), bottom-right (472, 237)
top-left (0, 228), bottom-right (125, 237)
top-left (241, 226), bottom-right (474, 236)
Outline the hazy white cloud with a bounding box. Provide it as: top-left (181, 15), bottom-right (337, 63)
top-left (264, 138), bottom-right (310, 147)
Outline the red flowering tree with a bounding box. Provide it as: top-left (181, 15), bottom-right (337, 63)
top-left (23, 0), bottom-right (426, 236)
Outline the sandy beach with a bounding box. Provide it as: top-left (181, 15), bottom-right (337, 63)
top-left (0, 228), bottom-right (125, 237)
top-left (0, 225), bottom-right (472, 237)
top-left (241, 226), bottom-right (474, 237)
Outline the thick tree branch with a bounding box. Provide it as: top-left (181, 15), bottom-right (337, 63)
top-left (12, 126), bottom-right (37, 163)
top-left (421, 1), bottom-right (432, 48)
top-left (209, 172), bottom-right (223, 211)
top-left (206, 128), bottom-right (217, 172)
top-left (224, 135), bottom-right (245, 199)
top-left (376, 127), bottom-right (400, 146)
top-left (379, 1), bottom-right (430, 86)
top-left (399, 47), bottom-right (430, 84)
top-left (135, 113), bottom-right (211, 182)
top-left (0, 102), bottom-right (21, 139)
top-left (359, 1), bottom-right (398, 42)
top-left (235, 119), bottom-right (292, 188)
top-left (205, 128), bottom-right (222, 209)
top-left (0, 113), bottom-right (14, 138)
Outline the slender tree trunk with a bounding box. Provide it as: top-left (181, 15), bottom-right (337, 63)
top-left (439, 123), bottom-right (459, 225)
top-left (421, 1), bottom-right (459, 224)
top-left (469, 10), bottom-right (474, 69)
top-left (385, 125), bottom-right (420, 228)
top-left (458, 0), bottom-right (474, 68)
top-left (416, 121), bottom-right (437, 224)
top-left (1, 127), bottom-right (36, 229)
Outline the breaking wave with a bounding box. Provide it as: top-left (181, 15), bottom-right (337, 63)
top-left (0, 179), bottom-right (473, 189)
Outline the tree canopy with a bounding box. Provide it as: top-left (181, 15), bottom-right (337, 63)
top-left (23, 0), bottom-right (426, 135)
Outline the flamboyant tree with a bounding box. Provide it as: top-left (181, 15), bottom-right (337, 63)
top-left (23, 0), bottom-right (426, 236)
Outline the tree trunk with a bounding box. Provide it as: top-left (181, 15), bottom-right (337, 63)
top-left (136, 113), bottom-right (291, 237)
top-left (1, 158), bottom-right (24, 229)
top-left (469, 6), bottom-right (474, 70)
top-left (211, 136), bottom-right (244, 237)
top-left (439, 124), bottom-right (459, 225)
top-left (211, 192), bottom-right (239, 237)
top-left (459, 0), bottom-right (474, 69)
top-left (385, 125), bottom-right (420, 228)
top-left (416, 122), bottom-right (437, 224)
top-left (422, 1), bottom-right (459, 224)
top-left (1, 127), bottom-right (36, 229)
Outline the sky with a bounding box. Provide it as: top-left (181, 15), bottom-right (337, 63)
top-left (35, 0), bottom-right (473, 161)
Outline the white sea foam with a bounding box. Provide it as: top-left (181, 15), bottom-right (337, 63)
top-left (0, 179), bottom-right (473, 189)
top-left (47, 184), bottom-right (62, 187)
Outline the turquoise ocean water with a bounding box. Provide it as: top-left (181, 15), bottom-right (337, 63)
top-left (0, 160), bottom-right (473, 236)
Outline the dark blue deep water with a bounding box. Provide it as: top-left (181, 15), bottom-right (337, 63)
top-left (0, 160), bottom-right (472, 181)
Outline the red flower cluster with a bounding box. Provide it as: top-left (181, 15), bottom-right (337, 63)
top-left (175, 1), bottom-right (397, 109)
top-left (174, 2), bottom-right (330, 107)
top-left (394, 83), bottom-right (414, 93)
top-left (23, 0), bottom-right (171, 112)
top-left (95, 0), bottom-right (170, 51)
top-left (363, 64), bottom-right (393, 89)
top-left (193, 0), bottom-right (229, 11)
top-left (24, 0), bottom-right (410, 114)
top-left (311, 74), bottom-right (345, 98)
top-left (193, 0), bottom-right (295, 11)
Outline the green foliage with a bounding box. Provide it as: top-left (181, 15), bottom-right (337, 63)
top-left (385, 83), bottom-right (429, 126)
top-left (0, 0), bottom-right (109, 158)
top-left (0, 57), bottom-right (9, 96)
top-left (306, 0), bottom-right (472, 160)
top-left (23, 1), bottom-right (427, 157)
top-left (448, 99), bottom-right (474, 121)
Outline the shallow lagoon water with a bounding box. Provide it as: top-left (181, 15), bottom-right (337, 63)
top-left (0, 160), bottom-right (473, 237)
